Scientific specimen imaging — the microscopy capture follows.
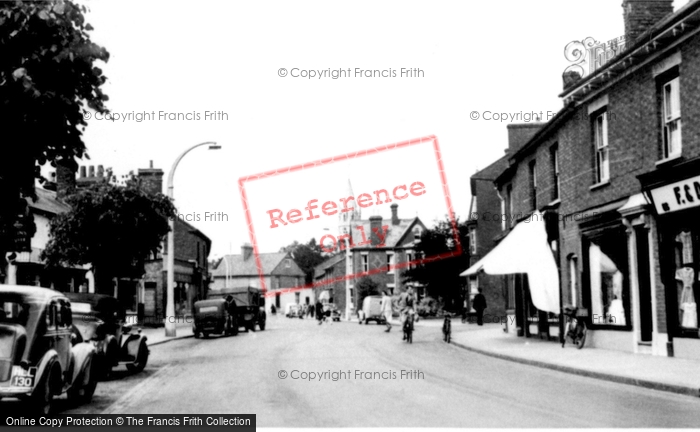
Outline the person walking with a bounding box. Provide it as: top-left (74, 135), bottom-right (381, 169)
top-left (400, 287), bottom-right (416, 340)
top-left (315, 300), bottom-right (324, 325)
top-left (473, 288), bottom-right (487, 326)
top-left (381, 291), bottom-right (393, 332)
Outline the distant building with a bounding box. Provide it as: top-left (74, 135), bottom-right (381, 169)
top-left (210, 244), bottom-right (307, 314)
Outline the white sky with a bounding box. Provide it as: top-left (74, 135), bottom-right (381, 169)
top-left (74, 0), bottom-right (690, 257)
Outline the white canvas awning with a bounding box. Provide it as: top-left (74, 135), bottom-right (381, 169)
top-left (460, 210), bottom-right (560, 313)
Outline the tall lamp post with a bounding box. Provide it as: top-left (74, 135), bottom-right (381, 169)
top-left (165, 141), bottom-right (221, 337)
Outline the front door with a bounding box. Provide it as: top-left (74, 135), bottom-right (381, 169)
top-left (636, 226), bottom-right (654, 343)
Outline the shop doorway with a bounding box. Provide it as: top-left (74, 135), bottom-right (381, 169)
top-left (636, 226), bottom-right (653, 343)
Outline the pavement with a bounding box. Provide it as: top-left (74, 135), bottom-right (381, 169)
top-left (138, 320), bottom-right (194, 346)
top-left (447, 321), bottom-right (700, 398)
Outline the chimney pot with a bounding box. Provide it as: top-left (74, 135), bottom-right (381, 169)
top-left (369, 215), bottom-right (384, 246)
top-left (88, 165), bottom-right (95, 178)
top-left (79, 166), bottom-right (86, 178)
top-left (150, 160), bottom-right (153, 169)
top-left (97, 165), bottom-right (104, 178)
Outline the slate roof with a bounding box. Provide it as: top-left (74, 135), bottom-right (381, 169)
top-left (346, 217), bottom-right (424, 250)
top-left (211, 252), bottom-right (304, 277)
top-left (313, 252), bottom-right (346, 279)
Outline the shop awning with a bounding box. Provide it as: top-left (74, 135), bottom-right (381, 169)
top-left (460, 210), bottom-right (560, 313)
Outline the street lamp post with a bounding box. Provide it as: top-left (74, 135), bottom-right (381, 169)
top-left (165, 141), bottom-right (221, 337)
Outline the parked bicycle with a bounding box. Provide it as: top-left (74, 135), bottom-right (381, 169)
top-left (561, 305), bottom-right (587, 349)
top-left (442, 312), bottom-right (452, 343)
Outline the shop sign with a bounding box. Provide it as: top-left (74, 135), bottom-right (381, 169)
top-left (649, 174), bottom-right (700, 215)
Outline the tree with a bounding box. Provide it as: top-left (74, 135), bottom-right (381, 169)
top-left (0, 1), bottom-right (109, 261)
top-left (355, 276), bottom-right (380, 306)
top-left (279, 238), bottom-right (325, 285)
top-left (42, 177), bottom-right (176, 293)
top-left (402, 215), bottom-right (470, 311)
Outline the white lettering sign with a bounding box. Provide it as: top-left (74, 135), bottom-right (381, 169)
top-left (649, 174), bottom-right (700, 215)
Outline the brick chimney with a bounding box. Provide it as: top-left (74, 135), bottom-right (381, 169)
top-left (137, 161), bottom-right (164, 195)
top-left (506, 123), bottom-right (544, 155)
top-left (390, 203), bottom-right (400, 225)
top-left (369, 215), bottom-right (384, 246)
top-left (56, 158), bottom-right (77, 200)
top-left (623, 0), bottom-right (673, 44)
top-left (241, 243), bottom-right (253, 261)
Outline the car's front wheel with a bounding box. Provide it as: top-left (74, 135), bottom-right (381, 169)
top-left (30, 367), bottom-right (56, 416)
top-left (69, 357), bottom-right (97, 404)
top-left (126, 341), bottom-right (149, 373)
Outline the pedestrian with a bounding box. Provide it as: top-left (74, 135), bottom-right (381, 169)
top-left (381, 291), bottom-right (393, 332)
top-left (399, 287), bottom-right (416, 340)
top-left (309, 303), bottom-right (315, 318)
top-left (270, 304), bottom-right (276, 315)
top-left (315, 300), bottom-right (324, 325)
top-left (473, 288), bottom-right (487, 326)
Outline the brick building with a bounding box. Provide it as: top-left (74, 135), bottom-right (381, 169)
top-left (315, 181), bottom-right (429, 318)
top-left (210, 244), bottom-right (306, 315)
top-left (474, 0), bottom-right (700, 360)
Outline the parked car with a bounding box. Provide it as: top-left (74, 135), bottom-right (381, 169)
top-left (210, 287), bottom-right (266, 331)
top-left (192, 298), bottom-right (238, 339)
top-left (358, 295), bottom-right (385, 324)
top-left (67, 293), bottom-right (149, 378)
top-left (285, 303), bottom-right (302, 318)
top-left (0, 285), bottom-right (97, 414)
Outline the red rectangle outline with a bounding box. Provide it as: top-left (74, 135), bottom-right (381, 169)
top-left (237, 135), bottom-right (461, 297)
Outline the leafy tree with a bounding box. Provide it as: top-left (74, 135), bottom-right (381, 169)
top-left (279, 238), bottom-right (325, 285)
top-left (355, 276), bottom-right (380, 306)
top-left (42, 177), bottom-right (175, 294)
top-left (0, 1), bottom-right (109, 260)
top-left (402, 215), bottom-right (470, 311)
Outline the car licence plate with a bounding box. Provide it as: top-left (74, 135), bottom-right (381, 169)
top-left (11, 366), bottom-right (36, 387)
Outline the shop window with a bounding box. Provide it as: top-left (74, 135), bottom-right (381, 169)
top-left (662, 76), bottom-right (682, 160)
top-left (593, 111), bottom-right (609, 184)
top-left (585, 230), bottom-right (629, 328)
top-left (469, 276), bottom-right (478, 312)
top-left (673, 230), bottom-right (698, 331)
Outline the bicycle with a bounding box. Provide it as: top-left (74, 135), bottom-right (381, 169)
top-left (442, 313), bottom-right (452, 343)
top-left (561, 305), bottom-right (587, 349)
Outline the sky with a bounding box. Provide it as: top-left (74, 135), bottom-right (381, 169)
top-left (72, 0), bottom-right (691, 257)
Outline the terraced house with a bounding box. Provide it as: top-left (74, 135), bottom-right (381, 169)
top-left (470, 0), bottom-right (700, 361)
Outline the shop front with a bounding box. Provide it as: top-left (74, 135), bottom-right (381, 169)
top-left (640, 159), bottom-right (700, 361)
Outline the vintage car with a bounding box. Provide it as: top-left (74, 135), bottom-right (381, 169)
top-left (358, 295), bottom-right (386, 324)
top-left (66, 293), bottom-right (149, 377)
top-left (285, 303), bottom-right (302, 318)
top-left (210, 287), bottom-right (266, 331)
top-left (192, 298), bottom-right (238, 338)
top-left (0, 285), bottom-right (97, 414)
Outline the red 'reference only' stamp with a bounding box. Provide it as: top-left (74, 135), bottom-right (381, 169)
top-left (237, 135), bottom-right (460, 297)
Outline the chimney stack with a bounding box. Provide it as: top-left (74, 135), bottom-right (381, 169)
top-left (506, 123), bottom-right (545, 154)
top-left (56, 158), bottom-right (77, 200)
top-left (623, 0), bottom-right (673, 44)
top-left (390, 204), bottom-right (399, 225)
top-left (369, 215), bottom-right (384, 246)
top-left (97, 165), bottom-right (104, 178)
top-left (88, 165), bottom-right (95, 178)
top-left (137, 162), bottom-right (164, 195)
top-left (241, 243), bottom-right (253, 261)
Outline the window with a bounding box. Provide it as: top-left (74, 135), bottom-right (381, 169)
top-left (529, 160), bottom-right (537, 210)
top-left (362, 254), bottom-right (369, 273)
top-left (506, 184), bottom-right (513, 229)
top-left (469, 227), bottom-right (477, 254)
top-left (386, 253), bottom-right (394, 273)
top-left (594, 112), bottom-right (609, 184)
top-left (585, 229), bottom-right (629, 328)
top-left (285, 259), bottom-right (291, 268)
top-left (413, 227), bottom-right (422, 241)
top-left (662, 77), bottom-right (682, 159)
top-left (568, 254), bottom-right (578, 307)
top-left (406, 251), bottom-right (414, 270)
top-left (551, 145), bottom-right (560, 201)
